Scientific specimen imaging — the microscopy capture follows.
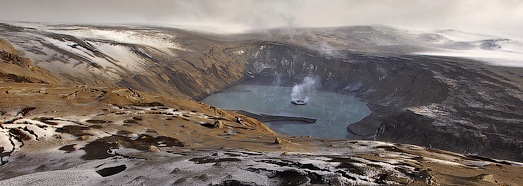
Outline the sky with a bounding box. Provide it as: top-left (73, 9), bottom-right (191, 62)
top-left (0, 0), bottom-right (522, 35)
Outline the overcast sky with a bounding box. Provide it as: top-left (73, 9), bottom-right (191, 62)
top-left (1, 0), bottom-right (522, 35)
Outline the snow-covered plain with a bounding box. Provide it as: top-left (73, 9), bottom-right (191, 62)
top-left (415, 29), bottom-right (523, 67)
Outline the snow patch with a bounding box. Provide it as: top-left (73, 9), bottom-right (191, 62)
top-left (233, 49), bottom-right (245, 55)
top-left (46, 26), bottom-right (186, 53)
top-left (408, 104), bottom-right (449, 118)
top-left (0, 169), bottom-right (101, 185)
top-left (424, 157), bottom-right (464, 166)
top-left (414, 30), bottom-right (523, 67)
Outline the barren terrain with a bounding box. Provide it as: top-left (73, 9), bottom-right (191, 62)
top-left (1, 22), bottom-right (523, 185)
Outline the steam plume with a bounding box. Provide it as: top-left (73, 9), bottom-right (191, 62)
top-left (290, 76), bottom-right (319, 103)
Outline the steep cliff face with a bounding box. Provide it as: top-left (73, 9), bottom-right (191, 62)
top-left (377, 109), bottom-right (523, 161)
top-left (376, 58), bottom-right (523, 161)
top-left (114, 44), bottom-right (247, 99)
top-left (239, 43), bottom-right (448, 108)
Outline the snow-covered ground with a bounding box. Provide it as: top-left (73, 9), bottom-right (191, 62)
top-left (415, 29), bottom-right (523, 67)
top-left (1, 135), bottom-right (520, 185)
top-left (45, 25), bottom-right (186, 53)
top-left (0, 23), bottom-right (190, 82)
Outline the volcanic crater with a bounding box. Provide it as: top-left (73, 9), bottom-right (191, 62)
top-left (1, 23), bottom-right (523, 185)
top-left (205, 41), bottom-right (523, 161)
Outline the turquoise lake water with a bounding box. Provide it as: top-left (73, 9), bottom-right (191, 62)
top-left (202, 85), bottom-right (371, 139)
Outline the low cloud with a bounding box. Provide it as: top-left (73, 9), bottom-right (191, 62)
top-left (0, 0), bottom-right (521, 35)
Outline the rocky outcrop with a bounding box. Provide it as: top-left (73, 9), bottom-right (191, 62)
top-left (0, 38), bottom-right (17, 54)
top-left (0, 44), bottom-right (59, 84)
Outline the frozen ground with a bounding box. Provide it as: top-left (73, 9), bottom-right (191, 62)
top-left (3, 134), bottom-right (521, 185)
top-left (0, 23), bottom-right (188, 82)
top-left (414, 29), bottom-right (523, 67)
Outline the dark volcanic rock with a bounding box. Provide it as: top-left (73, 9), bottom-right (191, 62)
top-left (236, 110), bottom-right (316, 124)
top-left (212, 180), bottom-right (260, 186)
top-left (96, 165), bottom-right (127, 177)
top-left (371, 57), bottom-right (523, 161)
top-left (274, 170), bottom-right (312, 186)
top-left (189, 157), bottom-right (242, 164)
top-left (80, 140), bottom-right (119, 160)
top-left (59, 144), bottom-right (76, 153)
top-left (85, 120), bottom-right (112, 124)
top-left (55, 125), bottom-right (91, 136)
top-left (81, 134), bottom-right (184, 160)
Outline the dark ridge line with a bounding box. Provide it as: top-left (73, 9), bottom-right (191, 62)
top-left (22, 126), bottom-right (39, 141)
top-left (234, 110), bottom-right (317, 124)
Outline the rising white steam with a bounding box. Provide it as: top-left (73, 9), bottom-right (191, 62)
top-left (290, 76), bottom-right (319, 103)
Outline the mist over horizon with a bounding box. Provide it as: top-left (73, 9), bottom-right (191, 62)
top-left (0, 0), bottom-right (522, 36)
